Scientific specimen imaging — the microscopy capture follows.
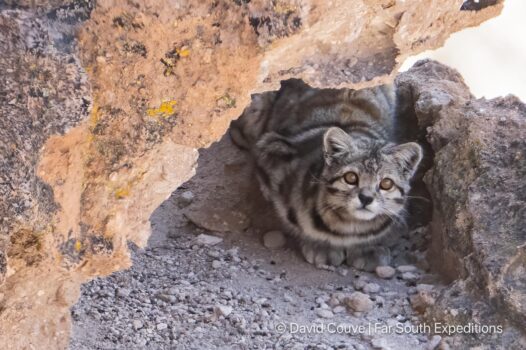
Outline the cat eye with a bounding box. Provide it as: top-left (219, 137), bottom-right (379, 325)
top-left (379, 178), bottom-right (394, 190)
top-left (343, 172), bottom-right (358, 185)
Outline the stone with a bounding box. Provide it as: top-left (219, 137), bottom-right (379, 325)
top-left (156, 294), bottom-right (176, 304)
top-left (178, 191), bottom-right (195, 208)
top-left (397, 60), bottom-right (526, 346)
top-left (363, 283), bottom-right (381, 294)
top-left (156, 323), bottom-right (168, 331)
top-left (133, 320), bottom-right (144, 330)
top-left (211, 260), bottom-right (222, 269)
top-left (262, 231), bottom-right (287, 250)
top-left (315, 309), bottom-right (334, 319)
top-left (410, 291), bottom-right (436, 314)
top-left (397, 265), bottom-right (417, 273)
top-left (196, 234), bottom-right (223, 246)
top-left (116, 288), bottom-right (131, 298)
top-left (376, 266), bottom-right (396, 279)
top-left (333, 306), bottom-right (346, 314)
top-left (214, 305), bottom-right (233, 318)
top-left (416, 284), bottom-right (435, 293)
top-left (345, 292), bottom-right (374, 313)
top-left (427, 335), bottom-right (442, 350)
top-left (401, 272), bottom-right (419, 282)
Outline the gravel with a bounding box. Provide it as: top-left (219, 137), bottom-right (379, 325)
top-left (69, 186), bottom-right (444, 349)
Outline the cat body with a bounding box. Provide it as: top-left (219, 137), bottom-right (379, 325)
top-left (230, 79), bottom-right (422, 267)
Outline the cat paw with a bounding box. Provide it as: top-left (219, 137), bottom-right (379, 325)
top-left (346, 246), bottom-right (391, 272)
top-left (301, 244), bottom-right (345, 267)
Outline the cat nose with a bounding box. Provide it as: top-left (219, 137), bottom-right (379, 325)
top-left (358, 192), bottom-right (373, 207)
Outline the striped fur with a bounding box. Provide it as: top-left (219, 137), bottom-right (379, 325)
top-left (230, 79), bottom-right (422, 267)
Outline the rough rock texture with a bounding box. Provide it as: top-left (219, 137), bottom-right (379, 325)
top-left (0, 0), bottom-right (507, 348)
top-left (396, 60), bottom-right (526, 348)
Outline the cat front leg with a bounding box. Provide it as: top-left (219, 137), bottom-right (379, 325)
top-left (300, 242), bottom-right (346, 267)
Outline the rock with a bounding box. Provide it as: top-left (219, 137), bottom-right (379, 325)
top-left (416, 284), bottom-right (435, 293)
top-left (178, 191), bottom-right (195, 208)
top-left (156, 294), bottom-right (176, 303)
top-left (196, 234), bottom-right (223, 246)
top-left (262, 231), bottom-right (287, 250)
top-left (214, 305), bottom-right (233, 317)
top-left (376, 266), bottom-right (396, 279)
top-left (133, 320), bottom-right (144, 330)
top-left (212, 260), bottom-right (222, 269)
top-left (397, 265), bottom-right (417, 273)
top-left (333, 306), bottom-right (346, 314)
top-left (116, 288), bottom-right (131, 298)
top-left (410, 291), bottom-right (436, 313)
top-left (156, 323), bottom-right (168, 331)
top-left (401, 272), bottom-right (419, 282)
top-left (363, 283), bottom-right (381, 294)
top-left (338, 268), bottom-right (349, 276)
top-left (345, 292), bottom-right (374, 313)
top-left (315, 309), bottom-right (334, 319)
top-left (397, 60), bottom-right (526, 345)
top-left (427, 335), bottom-right (442, 350)
top-left (353, 276), bottom-right (368, 291)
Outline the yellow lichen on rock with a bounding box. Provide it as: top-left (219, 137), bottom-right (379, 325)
top-left (146, 100), bottom-right (177, 118)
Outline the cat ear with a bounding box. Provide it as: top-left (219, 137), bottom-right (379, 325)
top-left (323, 127), bottom-right (355, 164)
top-left (381, 142), bottom-right (423, 178)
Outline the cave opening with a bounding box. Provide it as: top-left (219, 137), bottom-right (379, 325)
top-left (69, 80), bottom-right (446, 349)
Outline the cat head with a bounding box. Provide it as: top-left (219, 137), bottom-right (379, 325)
top-left (321, 127), bottom-right (423, 222)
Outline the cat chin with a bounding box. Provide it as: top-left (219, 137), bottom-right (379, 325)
top-left (351, 208), bottom-right (378, 221)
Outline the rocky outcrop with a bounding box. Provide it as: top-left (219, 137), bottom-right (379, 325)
top-left (0, 0), bottom-right (507, 348)
top-left (397, 60), bottom-right (526, 347)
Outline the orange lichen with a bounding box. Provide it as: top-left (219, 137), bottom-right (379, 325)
top-left (114, 187), bottom-right (130, 199)
top-left (177, 47), bottom-right (190, 57)
top-left (74, 240), bottom-right (82, 252)
top-left (90, 103), bottom-right (100, 127)
top-left (146, 100), bottom-right (177, 118)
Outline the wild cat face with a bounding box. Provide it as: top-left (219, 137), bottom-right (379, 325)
top-left (321, 127), bottom-right (423, 222)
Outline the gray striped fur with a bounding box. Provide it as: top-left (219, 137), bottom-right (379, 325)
top-left (230, 79), bottom-right (422, 267)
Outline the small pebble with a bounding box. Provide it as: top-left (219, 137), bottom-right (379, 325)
top-left (132, 320), bottom-right (143, 330)
top-left (116, 288), bottom-right (131, 298)
top-left (402, 272), bottom-right (419, 281)
top-left (214, 304), bottom-right (233, 317)
top-left (416, 284), bottom-right (434, 293)
top-left (345, 292), bottom-right (374, 312)
top-left (363, 283), bottom-right (381, 294)
top-left (427, 335), bottom-right (442, 350)
top-left (375, 266), bottom-right (395, 279)
top-left (410, 291), bottom-right (435, 313)
top-left (212, 260), bottom-right (222, 269)
top-left (397, 265), bottom-right (417, 273)
top-left (196, 234), bottom-right (223, 246)
top-left (315, 308), bottom-right (334, 319)
top-left (263, 230), bottom-right (287, 249)
top-left (178, 191), bottom-right (195, 207)
top-left (156, 323), bottom-right (168, 331)
top-left (333, 306), bottom-right (346, 313)
top-left (337, 268), bottom-right (348, 276)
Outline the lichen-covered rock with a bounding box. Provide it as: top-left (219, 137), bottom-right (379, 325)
top-left (0, 0), bottom-right (507, 348)
top-left (396, 60), bottom-right (526, 347)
